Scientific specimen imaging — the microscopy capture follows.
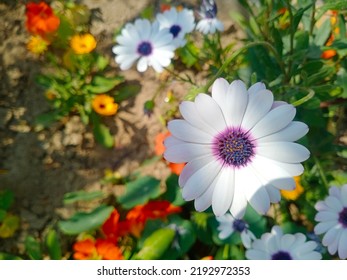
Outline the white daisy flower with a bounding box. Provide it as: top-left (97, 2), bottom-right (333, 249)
top-left (216, 213), bottom-right (256, 248)
top-left (196, 0), bottom-right (224, 34)
top-left (246, 226), bottom-right (322, 260)
top-left (112, 19), bottom-right (175, 73)
top-left (156, 7), bottom-right (195, 48)
top-left (314, 184), bottom-right (347, 259)
top-left (164, 78), bottom-right (310, 218)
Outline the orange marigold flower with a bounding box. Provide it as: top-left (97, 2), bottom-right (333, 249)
top-left (92, 94), bottom-right (118, 116)
top-left (26, 2), bottom-right (60, 36)
top-left (73, 238), bottom-right (123, 260)
top-left (281, 176), bottom-right (304, 200)
top-left (70, 33), bottom-right (97, 54)
top-left (155, 131), bottom-right (186, 175)
top-left (321, 49), bottom-right (337, 59)
top-left (27, 35), bottom-right (49, 54)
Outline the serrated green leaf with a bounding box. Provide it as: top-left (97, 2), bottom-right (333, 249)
top-left (58, 205), bottom-right (114, 235)
top-left (117, 176), bottom-right (161, 209)
top-left (45, 229), bottom-right (62, 260)
top-left (25, 236), bottom-right (43, 260)
top-left (63, 190), bottom-right (105, 204)
top-left (133, 228), bottom-right (175, 260)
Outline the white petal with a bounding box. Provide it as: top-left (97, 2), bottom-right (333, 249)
top-left (250, 155), bottom-right (295, 190)
top-left (137, 56), bottom-right (149, 72)
top-left (242, 89), bottom-right (274, 131)
top-left (195, 94), bottom-right (227, 132)
top-left (337, 230), bottom-right (347, 259)
top-left (341, 186), bottom-right (347, 206)
top-left (299, 251), bottom-right (322, 260)
top-left (182, 160), bottom-right (222, 201)
top-left (211, 78), bottom-right (228, 112)
top-left (194, 182), bottom-right (215, 212)
top-left (225, 80), bottom-right (248, 127)
top-left (230, 169), bottom-right (248, 218)
top-left (248, 82), bottom-right (266, 95)
top-left (179, 101), bottom-right (216, 136)
top-left (257, 121), bottom-right (309, 142)
top-left (314, 221), bottom-right (338, 235)
top-left (240, 166), bottom-right (270, 214)
top-left (250, 104), bottom-right (296, 139)
top-left (256, 142), bottom-right (310, 163)
top-left (164, 142), bottom-right (211, 163)
top-left (246, 249), bottom-right (269, 260)
top-left (168, 120), bottom-right (213, 144)
top-left (325, 196), bottom-right (343, 212)
top-left (315, 211), bottom-right (338, 222)
top-left (322, 227), bottom-right (341, 247)
top-left (212, 168), bottom-right (235, 216)
top-left (265, 185), bottom-right (281, 203)
top-left (281, 234), bottom-right (296, 250)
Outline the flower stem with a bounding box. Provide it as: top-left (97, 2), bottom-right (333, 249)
top-left (313, 156), bottom-right (329, 190)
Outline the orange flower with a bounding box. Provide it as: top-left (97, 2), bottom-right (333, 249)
top-left (73, 238), bottom-right (123, 260)
top-left (155, 131), bottom-right (186, 175)
top-left (125, 201), bottom-right (182, 237)
top-left (281, 176), bottom-right (304, 200)
top-left (321, 49), bottom-right (337, 59)
top-left (92, 94), bottom-right (118, 116)
top-left (26, 2), bottom-right (60, 36)
top-left (70, 33), bottom-right (97, 54)
top-left (201, 256), bottom-right (214, 260)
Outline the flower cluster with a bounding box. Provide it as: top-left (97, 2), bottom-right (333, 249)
top-left (113, 0), bottom-right (224, 73)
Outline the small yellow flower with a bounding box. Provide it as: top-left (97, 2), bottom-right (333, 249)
top-left (92, 94), bottom-right (118, 116)
top-left (281, 176), bottom-right (304, 200)
top-left (70, 33), bottom-right (97, 54)
top-left (27, 35), bottom-right (49, 54)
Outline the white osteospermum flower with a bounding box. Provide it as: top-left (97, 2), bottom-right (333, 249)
top-left (164, 78), bottom-right (310, 218)
top-left (314, 184), bottom-right (347, 259)
top-left (112, 19), bottom-right (175, 73)
top-left (156, 7), bottom-right (195, 48)
top-left (216, 213), bottom-right (255, 248)
top-left (196, 0), bottom-right (224, 34)
top-left (246, 226), bottom-right (322, 260)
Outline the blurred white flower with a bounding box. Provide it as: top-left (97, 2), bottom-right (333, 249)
top-left (196, 0), bottom-right (224, 34)
top-left (216, 213), bottom-right (255, 248)
top-left (164, 78), bottom-right (310, 217)
top-left (314, 184), bottom-right (347, 259)
top-left (156, 7), bottom-right (195, 48)
top-left (112, 19), bottom-right (175, 72)
top-left (246, 226), bottom-right (322, 260)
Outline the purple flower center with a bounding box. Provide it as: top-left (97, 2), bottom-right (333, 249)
top-left (170, 25), bottom-right (182, 38)
top-left (137, 41), bottom-right (152, 56)
top-left (338, 207), bottom-right (347, 228)
top-left (232, 219), bottom-right (246, 232)
top-left (271, 251), bottom-right (292, 260)
top-left (213, 128), bottom-right (255, 168)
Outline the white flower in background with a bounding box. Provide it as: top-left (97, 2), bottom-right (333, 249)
top-left (246, 226), bottom-right (322, 260)
top-left (314, 184), bottom-right (347, 259)
top-left (216, 213), bottom-right (255, 248)
top-left (156, 7), bottom-right (195, 48)
top-left (196, 0), bottom-right (224, 34)
top-left (112, 19), bottom-right (175, 72)
top-left (164, 78), bottom-right (310, 218)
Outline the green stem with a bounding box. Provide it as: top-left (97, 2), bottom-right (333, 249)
top-left (202, 41), bottom-right (285, 92)
top-left (313, 156), bottom-right (329, 189)
top-left (285, 0), bottom-right (295, 82)
top-left (164, 66), bottom-right (194, 85)
top-left (291, 88), bottom-right (315, 106)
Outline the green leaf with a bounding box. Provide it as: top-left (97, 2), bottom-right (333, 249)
top-left (45, 229), bottom-right (62, 260)
top-left (95, 55), bottom-right (109, 71)
top-left (114, 83), bottom-right (141, 103)
top-left (63, 190), bottom-right (105, 204)
top-left (313, 19), bottom-right (331, 46)
top-left (0, 210), bottom-right (6, 223)
top-left (133, 228), bottom-right (175, 260)
top-left (35, 74), bottom-right (54, 89)
top-left (162, 174), bottom-right (186, 206)
top-left (0, 252), bottom-right (22, 260)
top-left (117, 176), bottom-right (161, 209)
top-left (0, 214), bottom-right (20, 238)
top-left (35, 111), bottom-right (62, 128)
top-left (25, 236), bottom-right (43, 260)
top-left (292, 4), bottom-right (312, 32)
top-left (0, 189), bottom-right (14, 211)
top-left (86, 76), bottom-right (124, 94)
top-left (93, 120), bottom-right (114, 148)
top-left (58, 205), bottom-right (114, 235)
top-left (177, 42), bottom-right (199, 68)
top-left (161, 216), bottom-right (196, 260)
